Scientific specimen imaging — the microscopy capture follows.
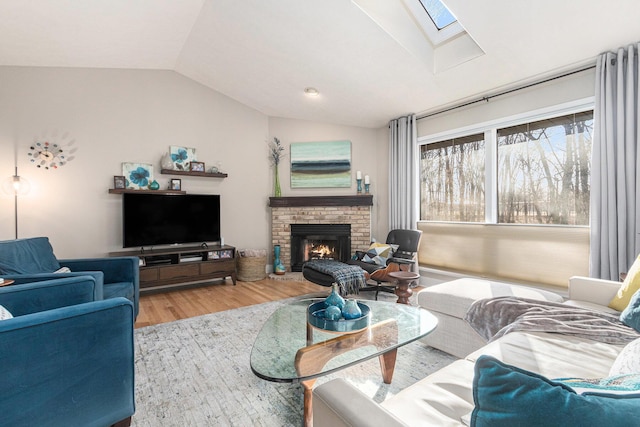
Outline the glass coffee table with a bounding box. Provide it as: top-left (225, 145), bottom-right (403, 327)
top-left (250, 298), bottom-right (438, 426)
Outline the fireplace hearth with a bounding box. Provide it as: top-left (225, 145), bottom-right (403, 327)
top-left (290, 224), bottom-right (351, 272)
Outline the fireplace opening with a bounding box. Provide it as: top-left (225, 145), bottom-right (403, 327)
top-left (290, 224), bottom-right (351, 272)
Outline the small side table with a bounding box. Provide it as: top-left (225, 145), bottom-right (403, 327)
top-left (388, 271), bottom-right (419, 305)
top-left (0, 279), bottom-right (15, 287)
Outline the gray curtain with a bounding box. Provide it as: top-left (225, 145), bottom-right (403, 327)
top-left (590, 43), bottom-right (640, 280)
top-left (389, 114), bottom-right (418, 230)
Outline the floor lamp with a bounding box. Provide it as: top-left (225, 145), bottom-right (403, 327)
top-left (3, 167), bottom-right (30, 239)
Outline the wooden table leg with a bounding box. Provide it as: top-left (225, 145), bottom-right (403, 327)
top-left (295, 319), bottom-right (399, 426)
top-left (379, 348), bottom-right (397, 384)
top-left (301, 378), bottom-right (317, 427)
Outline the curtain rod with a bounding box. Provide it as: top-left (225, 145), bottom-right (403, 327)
top-left (416, 64), bottom-right (596, 121)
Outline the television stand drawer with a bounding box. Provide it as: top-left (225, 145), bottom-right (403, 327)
top-left (159, 264), bottom-right (200, 280)
top-left (200, 259), bottom-right (235, 275)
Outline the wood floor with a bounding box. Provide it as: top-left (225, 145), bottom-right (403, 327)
top-left (134, 277), bottom-right (329, 328)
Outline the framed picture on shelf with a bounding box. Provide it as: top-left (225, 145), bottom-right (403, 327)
top-left (220, 250), bottom-right (233, 259)
top-left (169, 146), bottom-right (196, 171)
top-left (190, 161), bottom-right (205, 172)
top-left (170, 178), bottom-right (181, 191)
top-left (122, 162), bottom-right (154, 190)
top-left (114, 175), bottom-right (126, 189)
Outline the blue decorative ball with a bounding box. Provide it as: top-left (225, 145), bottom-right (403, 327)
top-left (325, 305), bottom-right (342, 321)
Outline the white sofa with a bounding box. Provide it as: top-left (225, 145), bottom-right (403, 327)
top-left (313, 276), bottom-right (629, 427)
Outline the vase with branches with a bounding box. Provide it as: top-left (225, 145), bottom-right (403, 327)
top-left (269, 137), bottom-right (285, 197)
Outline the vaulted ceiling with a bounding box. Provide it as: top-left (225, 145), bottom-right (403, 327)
top-left (1, 0), bottom-right (638, 128)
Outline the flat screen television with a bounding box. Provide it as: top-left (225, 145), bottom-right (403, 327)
top-left (123, 193), bottom-right (221, 248)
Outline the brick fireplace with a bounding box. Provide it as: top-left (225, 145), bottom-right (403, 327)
top-left (269, 195), bottom-right (373, 272)
top-left (290, 223), bottom-right (352, 271)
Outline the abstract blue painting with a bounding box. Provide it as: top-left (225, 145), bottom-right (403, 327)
top-left (290, 140), bottom-right (351, 188)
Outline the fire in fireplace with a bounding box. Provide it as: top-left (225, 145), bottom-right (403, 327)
top-left (307, 242), bottom-right (336, 260)
top-left (290, 224), bottom-right (351, 272)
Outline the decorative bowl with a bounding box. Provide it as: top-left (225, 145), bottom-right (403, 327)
top-left (307, 301), bottom-right (371, 333)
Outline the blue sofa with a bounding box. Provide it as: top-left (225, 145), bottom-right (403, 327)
top-left (0, 276), bottom-right (135, 427)
top-left (0, 237), bottom-right (139, 317)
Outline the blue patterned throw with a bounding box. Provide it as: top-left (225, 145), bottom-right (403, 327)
top-left (304, 260), bottom-right (366, 295)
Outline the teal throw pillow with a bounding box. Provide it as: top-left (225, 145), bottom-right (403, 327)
top-left (620, 288), bottom-right (640, 333)
top-left (471, 355), bottom-right (640, 427)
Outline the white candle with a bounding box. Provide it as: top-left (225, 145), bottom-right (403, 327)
top-left (364, 175), bottom-right (370, 184)
top-left (356, 171), bottom-right (362, 180)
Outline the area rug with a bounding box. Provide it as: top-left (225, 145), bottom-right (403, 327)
top-left (132, 297), bottom-right (457, 426)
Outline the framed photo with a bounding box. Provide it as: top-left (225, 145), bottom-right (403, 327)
top-left (122, 162), bottom-right (154, 190)
top-left (190, 161), bottom-right (205, 172)
top-left (169, 146), bottom-right (196, 171)
top-left (114, 175), bottom-right (126, 189)
top-left (220, 250), bottom-right (233, 259)
top-left (170, 178), bottom-right (182, 191)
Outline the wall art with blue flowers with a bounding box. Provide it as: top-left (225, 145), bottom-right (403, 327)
top-left (169, 146), bottom-right (197, 171)
top-left (122, 162), bottom-right (154, 190)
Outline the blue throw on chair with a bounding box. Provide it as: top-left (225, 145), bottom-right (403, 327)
top-left (0, 237), bottom-right (140, 317)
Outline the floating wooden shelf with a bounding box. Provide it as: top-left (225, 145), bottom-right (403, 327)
top-left (108, 189), bottom-right (186, 195)
top-left (160, 169), bottom-right (228, 178)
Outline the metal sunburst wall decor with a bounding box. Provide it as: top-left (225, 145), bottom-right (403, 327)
top-left (28, 132), bottom-right (78, 170)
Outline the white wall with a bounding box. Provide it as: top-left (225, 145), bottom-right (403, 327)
top-left (417, 68), bottom-right (596, 136)
top-left (268, 117), bottom-right (389, 241)
top-left (0, 66), bottom-right (389, 258)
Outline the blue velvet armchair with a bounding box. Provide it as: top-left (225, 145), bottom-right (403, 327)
top-left (0, 276), bottom-right (135, 427)
top-left (0, 237), bottom-right (139, 317)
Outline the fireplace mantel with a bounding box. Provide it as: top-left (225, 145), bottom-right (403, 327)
top-left (269, 195), bottom-right (373, 208)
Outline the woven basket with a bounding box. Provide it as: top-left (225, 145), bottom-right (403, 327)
top-left (237, 256), bottom-right (267, 281)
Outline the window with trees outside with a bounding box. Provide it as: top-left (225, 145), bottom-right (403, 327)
top-left (420, 133), bottom-right (485, 222)
top-left (420, 110), bottom-right (594, 225)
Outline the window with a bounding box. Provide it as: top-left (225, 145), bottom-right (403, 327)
top-left (418, 0), bottom-right (457, 30)
top-left (420, 109), bottom-right (593, 225)
top-left (497, 112), bottom-right (593, 225)
top-left (420, 133), bottom-right (485, 222)
top-left (400, 0), bottom-right (465, 46)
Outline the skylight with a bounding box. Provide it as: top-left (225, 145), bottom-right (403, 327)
top-left (352, 0), bottom-right (483, 70)
top-left (419, 0), bottom-right (456, 30)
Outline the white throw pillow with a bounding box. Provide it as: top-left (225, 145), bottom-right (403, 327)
top-left (609, 337), bottom-right (640, 376)
top-left (0, 305), bottom-right (13, 320)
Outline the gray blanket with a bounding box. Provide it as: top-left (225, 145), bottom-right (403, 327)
top-left (303, 260), bottom-right (366, 295)
top-left (465, 297), bottom-right (640, 345)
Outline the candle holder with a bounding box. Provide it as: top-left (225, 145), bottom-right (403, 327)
top-left (356, 178), bottom-right (362, 194)
top-left (365, 183), bottom-right (370, 194)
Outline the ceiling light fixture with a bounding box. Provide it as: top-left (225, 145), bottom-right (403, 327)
top-left (304, 87), bottom-right (320, 97)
